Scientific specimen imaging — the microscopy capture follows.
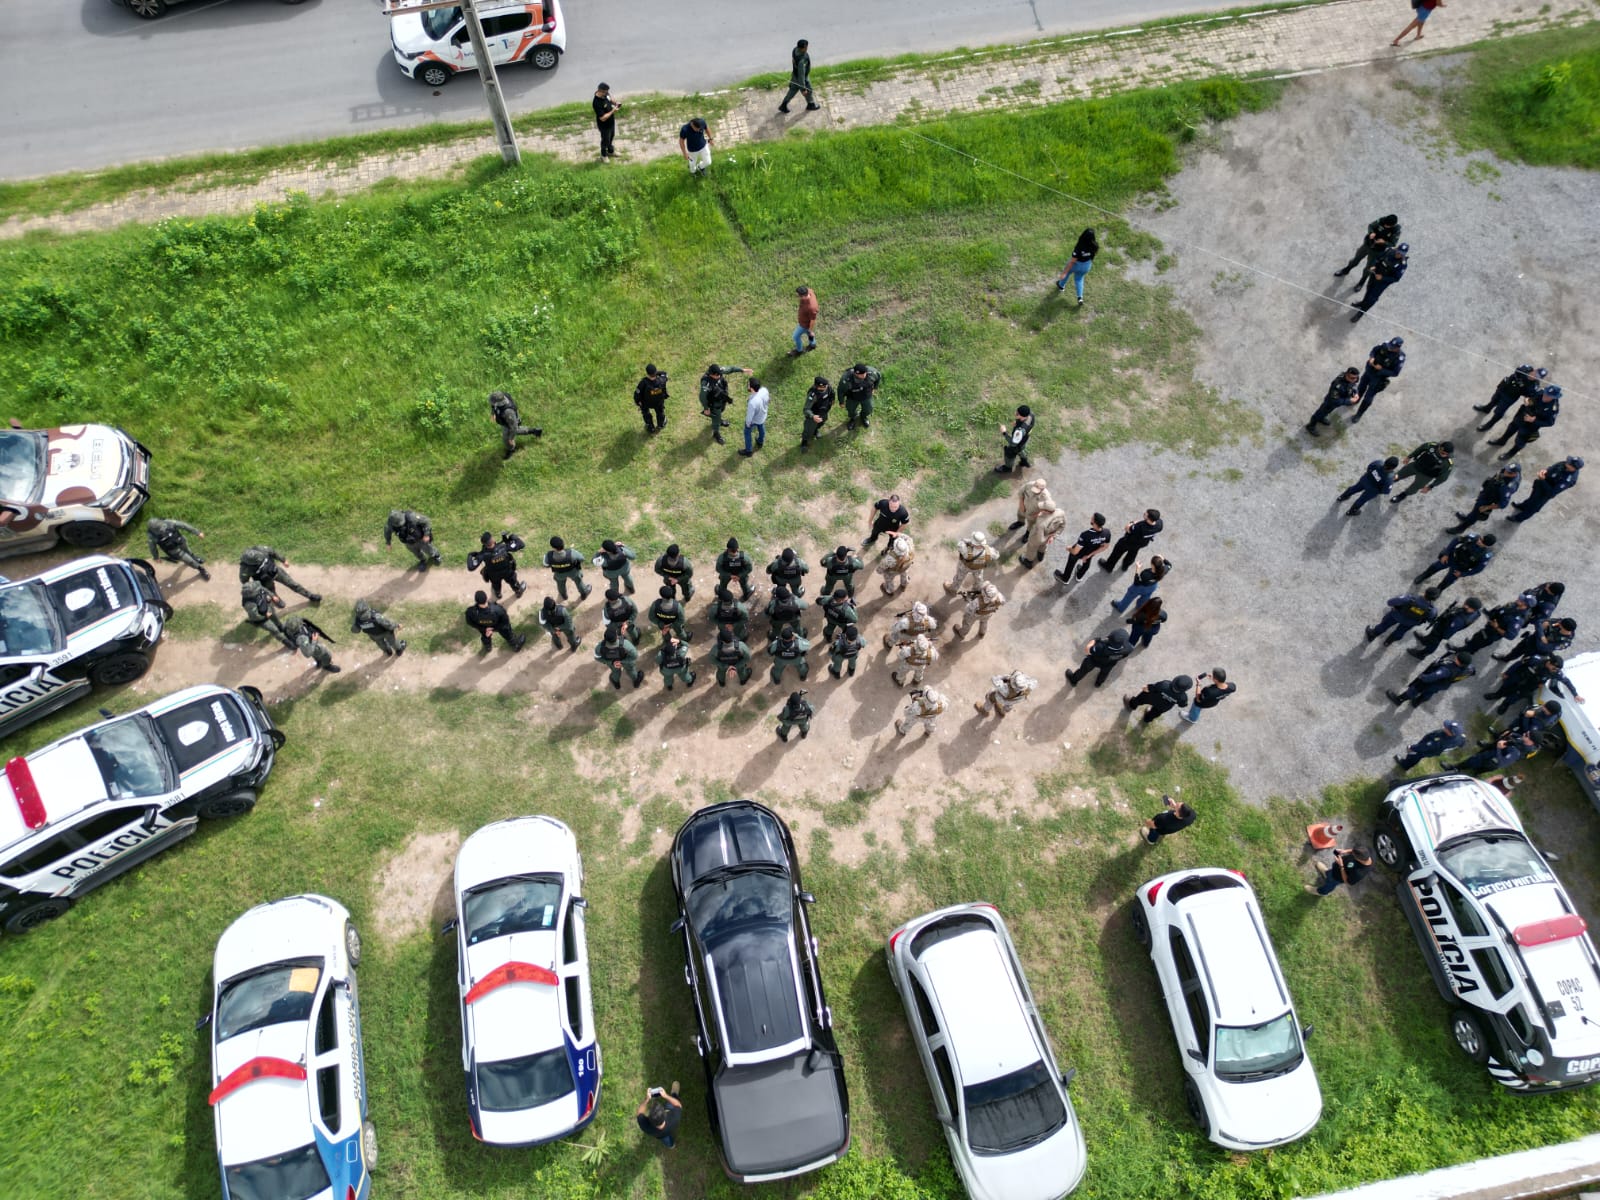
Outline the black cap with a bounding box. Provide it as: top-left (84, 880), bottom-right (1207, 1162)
top-left (853, 362), bottom-right (868, 373)
top-left (708, 363), bottom-right (722, 375)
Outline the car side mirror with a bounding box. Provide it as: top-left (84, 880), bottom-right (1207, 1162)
top-left (1188, 1048), bottom-right (1206, 1064)
top-left (798, 891), bottom-right (816, 904)
top-left (1301, 1024), bottom-right (1315, 1041)
top-left (573, 896), bottom-right (589, 910)
top-left (670, 917), bottom-right (686, 934)
top-left (194, 1012), bottom-right (212, 1032)
top-left (1060, 1067), bottom-right (1076, 1088)
top-left (99, 708), bottom-right (116, 720)
top-left (1541, 848), bottom-right (1562, 864)
top-left (440, 917), bottom-right (457, 935)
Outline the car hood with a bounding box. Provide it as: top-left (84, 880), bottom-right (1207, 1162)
top-left (713, 1049), bottom-right (848, 1179)
top-left (962, 1112), bottom-right (1087, 1200)
top-left (215, 896), bottom-right (341, 984)
top-left (44, 426), bottom-right (132, 507)
top-left (390, 11), bottom-right (436, 56)
top-left (1206, 1059), bottom-right (1322, 1147)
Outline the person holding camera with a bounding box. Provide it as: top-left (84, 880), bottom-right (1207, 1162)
top-left (593, 83), bottom-right (621, 159)
top-left (636, 1082), bottom-right (682, 1148)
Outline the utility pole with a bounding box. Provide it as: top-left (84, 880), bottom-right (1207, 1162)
top-left (383, 0), bottom-right (520, 166)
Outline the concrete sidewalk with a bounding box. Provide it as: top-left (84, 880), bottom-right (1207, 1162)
top-left (4, 0), bottom-right (1595, 239)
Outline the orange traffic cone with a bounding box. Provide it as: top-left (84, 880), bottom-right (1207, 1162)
top-left (1306, 820), bottom-right (1347, 851)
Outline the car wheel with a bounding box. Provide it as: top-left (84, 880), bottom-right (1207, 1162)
top-left (530, 46), bottom-right (560, 70)
top-left (1450, 1010), bottom-right (1491, 1064)
top-left (1131, 902), bottom-right (1151, 949)
top-left (197, 789), bottom-right (257, 820)
top-left (362, 1120), bottom-right (378, 1167)
top-left (1536, 728), bottom-right (1568, 754)
top-left (5, 897), bottom-right (72, 934)
top-left (1374, 821), bottom-right (1411, 871)
top-left (417, 62), bottom-right (452, 87)
top-left (345, 921), bottom-right (363, 969)
top-left (1182, 1078), bottom-right (1210, 1135)
top-left (60, 521), bottom-right (117, 548)
top-left (124, 0), bottom-right (167, 17)
top-left (90, 650), bottom-right (150, 687)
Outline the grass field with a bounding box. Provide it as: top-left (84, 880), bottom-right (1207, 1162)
top-left (1446, 22), bottom-right (1600, 169)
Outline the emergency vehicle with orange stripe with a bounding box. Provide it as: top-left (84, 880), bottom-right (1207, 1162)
top-left (390, 1), bottom-right (565, 89)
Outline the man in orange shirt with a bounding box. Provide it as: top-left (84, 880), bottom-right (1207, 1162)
top-left (791, 285), bottom-right (818, 356)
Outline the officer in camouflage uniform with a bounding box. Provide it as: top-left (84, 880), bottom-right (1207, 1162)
top-left (241, 579), bottom-right (293, 648)
top-left (596, 540), bottom-right (637, 594)
top-left (819, 545), bottom-right (864, 597)
top-left (709, 586), bottom-right (750, 642)
top-left (716, 537), bottom-right (755, 600)
top-left (594, 624), bottom-right (645, 690)
top-left (765, 584), bottom-right (808, 639)
top-left (895, 687), bottom-right (949, 737)
top-left (820, 589), bottom-right (858, 641)
top-left (766, 547), bottom-right (810, 597)
top-left (712, 628), bottom-right (753, 686)
top-left (602, 588), bottom-right (642, 644)
top-left (468, 531), bottom-right (528, 600)
top-left (538, 596), bottom-right (581, 652)
top-left (699, 364), bottom-right (750, 444)
top-left (767, 625), bottom-right (811, 684)
top-left (146, 518), bottom-right (209, 581)
top-left (1019, 503), bottom-right (1068, 570)
top-left (351, 599), bottom-right (405, 656)
top-left (827, 623), bottom-right (866, 679)
top-left (839, 362), bottom-right (882, 430)
top-left (489, 390), bottom-right (542, 458)
top-left (240, 545), bottom-right (321, 603)
top-left (877, 534), bottom-right (915, 597)
top-left (465, 590), bottom-right (525, 651)
top-left (776, 691), bottom-right (814, 742)
top-left (648, 585), bottom-right (692, 641)
top-left (655, 631), bottom-right (696, 690)
top-left (544, 536), bottom-right (592, 602)
top-left (384, 510), bottom-right (443, 570)
top-left (952, 580), bottom-right (1006, 640)
top-left (975, 671), bottom-right (1036, 718)
top-left (891, 633), bottom-right (938, 689)
top-left (944, 532), bottom-right (997, 594)
top-left (883, 600), bottom-right (937, 650)
top-left (283, 614), bottom-right (340, 673)
top-left (654, 544), bottom-right (695, 601)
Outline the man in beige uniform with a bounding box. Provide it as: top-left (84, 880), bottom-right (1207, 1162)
top-left (891, 633), bottom-right (939, 688)
top-left (1020, 502), bottom-right (1069, 569)
top-left (975, 671), bottom-right (1037, 718)
top-left (1009, 478), bottom-right (1054, 532)
top-left (952, 581), bottom-right (1006, 640)
top-left (883, 600), bottom-right (938, 650)
top-left (895, 687), bottom-right (949, 737)
top-left (944, 531), bottom-right (998, 594)
top-left (877, 534), bottom-right (915, 597)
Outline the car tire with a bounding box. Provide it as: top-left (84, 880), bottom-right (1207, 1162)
top-left (530, 46), bottom-right (560, 70)
top-left (89, 650), bottom-right (151, 687)
top-left (1131, 902), bottom-right (1151, 949)
top-left (345, 921), bottom-right (363, 969)
top-left (4, 897), bottom-right (72, 934)
top-left (1450, 1009), bottom-right (1491, 1064)
top-left (1374, 820), bottom-right (1411, 871)
top-left (60, 521), bottom-right (117, 548)
top-left (1536, 728), bottom-right (1568, 754)
top-left (197, 789), bottom-right (257, 820)
top-left (417, 62), bottom-right (452, 87)
top-left (1182, 1078), bottom-right (1210, 1135)
top-left (124, 0), bottom-right (167, 17)
top-left (362, 1120), bottom-right (378, 1168)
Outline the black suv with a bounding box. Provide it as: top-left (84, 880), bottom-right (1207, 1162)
top-left (669, 800), bottom-right (850, 1182)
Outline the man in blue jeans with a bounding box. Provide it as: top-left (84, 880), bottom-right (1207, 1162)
top-left (1309, 846), bottom-right (1372, 896)
top-left (739, 377), bottom-right (770, 457)
top-left (636, 1083), bottom-right (682, 1148)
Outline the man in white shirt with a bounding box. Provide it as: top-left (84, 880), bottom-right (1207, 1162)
top-left (739, 377), bottom-right (770, 457)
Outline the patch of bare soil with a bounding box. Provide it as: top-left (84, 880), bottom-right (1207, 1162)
top-left (370, 828), bottom-right (461, 945)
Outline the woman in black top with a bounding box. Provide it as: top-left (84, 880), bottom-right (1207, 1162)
top-left (1056, 228), bottom-right (1099, 304)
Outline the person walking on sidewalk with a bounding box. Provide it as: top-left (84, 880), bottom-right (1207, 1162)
top-left (1393, 0), bottom-right (1444, 46)
top-left (790, 286), bottom-right (819, 356)
top-left (679, 117), bottom-right (713, 175)
top-left (779, 39), bottom-right (821, 112)
top-left (1055, 228), bottom-right (1098, 306)
top-left (593, 83), bottom-right (621, 159)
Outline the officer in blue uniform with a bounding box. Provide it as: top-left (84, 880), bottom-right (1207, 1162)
top-left (1412, 532), bottom-right (1495, 592)
top-left (1338, 456), bottom-right (1400, 515)
top-left (1457, 596), bottom-right (1532, 656)
top-left (1305, 367), bottom-right (1362, 436)
top-left (1386, 650), bottom-right (1475, 707)
top-left (1408, 596), bottom-right (1483, 658)
top-left (1447, 465), bottom-right (1520, 534)
top-left (1394, 719), bottom-right (1465, 770)
top-left (1365, 589), bottom-right (1438, 647)
top-left (1475, 365), bottom-right (1546, 432)
top-left (1351, 338), bottom-right (1405, 421)
top-left (1508, 457), bottom-right (1582, 522)
top-left (1349, 243), bottom-right (1407, 321)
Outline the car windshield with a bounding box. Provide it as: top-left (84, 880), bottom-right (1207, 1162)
top-left (224, 1142), bottom-right (331, 1200)
top-left (1214, 1012), bottom-right (1304, 1080)
top-left (0, 431), bottom-right (45, 502)
top-left (421, 5), bottom-right (461, 37)
top-left (0, 584), bottom-right (59, 656)
top-left (464, 875), bottom-right (562, 945)
top-left (216, 961), bottom-right (323, 1041)
top-left (686, 866), bottom-right (791, 945)
top-left (476, 1046), bottom-right (575, 1112)
top-left (1440, 835), bottom-right (1553, 896)
top-left (84, 717), bottom-right (173, 799)
top-left (963, 1059), bottom-right (1067, 1154)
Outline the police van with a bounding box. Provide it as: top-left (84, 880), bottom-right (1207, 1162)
top-left (0, 555), bottom-right (170, 739)
top-left (0, 685), bottom-right (283, 935)
top-left (390, 0), bottom-right (566, 88)
top-left (1375, 773), bottom-right (1600, 1091)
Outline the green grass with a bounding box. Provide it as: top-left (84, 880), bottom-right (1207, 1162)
top-left (5, 690), bottom-right (1600, 1200)
top-left (1447, 23), bottom-right (1600, 168)
top-left (0, 78), bottom-right (1268, 566)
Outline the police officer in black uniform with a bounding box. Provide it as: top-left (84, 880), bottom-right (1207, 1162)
top-left (468, 531), bottom-right (528, 600)
top-left (1457, 596), bottom-right (1531, 656)
top-left (1386, 650), bottom-right (1475, 708)
top-left (633, 363), bottom-right (670, 434)
top-left (1334, 213), bottom-right (1400, 283)
top-left (996, 405), bottom-right (1035, 473)
top-left (1509, 458), bottom-right (1583, 523)
top-left (1349, 243), bottom-right (1407, 321)
top-left (1352, 338), bottom-right (1405, 422)
top-left (699, 364), bottom-right (750, 444)
top-left (1489, 385), bottom-right (1562, 461)
top-left (1305, 367), bottom-right (1361, 436)
top-left (801, 376), bottom-right (836, 451)
top-left (861, 494), bottom-right (911, 551)
top-left (1409, 596), bottom-right (1483, 658)
top-left (1447, 466), bottom-right (1520, 534)
top-left (466, 590), bottom-right (524, 651)
top-left (1475, 365), bottom-right (1547, 431)
top-left (1338, 456), bottom-right (1400, 515)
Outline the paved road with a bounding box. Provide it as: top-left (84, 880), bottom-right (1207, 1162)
top-left (7, 0), bottom-right (1233, 179)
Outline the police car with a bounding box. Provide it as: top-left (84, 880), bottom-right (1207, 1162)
top-left (208, 894), bottom-right (375, 1200)
top-left (0, 684), bottom-right (282, 935)
top-left (1541, 650), bottom-right (1600, 811)
top-left (0, 423), bottom-right (151, 556)
top-left (1375, 773), bottom-right (1600, 1091)
top-left (448, 815), bottom-right (600, 1145)
top-left (0, 554), bottom-right (170, 739)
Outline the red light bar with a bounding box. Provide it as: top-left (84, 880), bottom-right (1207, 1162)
top-left (6, 756), bottom-right (46, 830)
top-left (1513, 914), bottom-right (1589, 947)
top-left (1146, 882), bottom-right (1164, 905)
top-left (208, 1056), bottom-right (307, 1105)
top-left (464, 961), bottom-right (558, 1004)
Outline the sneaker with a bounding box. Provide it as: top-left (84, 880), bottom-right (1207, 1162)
top-left (1077, 297), bottom-right (1084, 307)
top-left (1052, 568), bottom-right (1070, 584)
top-left (397, 640), bottom-right (407, 655)
top-left (778, 105), bottom-right (791, 113)
top-left (1008, 520), bottom-right (1026, 532)
top-left (322, 663), bottom-right (341, 673)
top-left (1018, 557), bottom-right (1034, 568)
top-left (786, 349), bottom-right (803, 357)
top-left (861, 420), bottom-right (870, 429)
top-left (198, 568), bottom-right (211, 582)
top-left (1056, 279), bottom-right (1066, 291)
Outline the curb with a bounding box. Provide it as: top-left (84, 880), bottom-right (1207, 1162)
top-left (1301, 1132), bottom-right (1600, 1200)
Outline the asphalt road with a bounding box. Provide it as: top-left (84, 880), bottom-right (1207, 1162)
top-left (9, 0), bottom-right (1232, 179)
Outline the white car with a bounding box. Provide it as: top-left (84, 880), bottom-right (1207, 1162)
top-left (0, 423), bottom-right (151, 556)
top-left (1375, 773), bottom-right (1600, 1091)
top-left (885, 903), bottom-right (1087, 1199)
top-left (390, 0), bottom-right (566, 89)
top-left (449, 815), bottom-right (600, 1145)
top-left (208, 894), bottom-right (374, 1200)
top-left (1540, 649), bottom-right (1600, 810)
top-left (1131, 868), bottom-right (1322, 1150)
top-left (0, 554), bottom-right (169, 738)
top-left (0, 684), bottom-right (282, 935)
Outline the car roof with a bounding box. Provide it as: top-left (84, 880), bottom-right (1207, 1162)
top-left (709, 924), bottom-right (807, 1062)
top-left (1479, 886), bottom-right (1600, 1057)
top-left (213, 1016), bottom-right (317, 1166)
top-left (466, 931), bottom-right (566, 1060)
top-left (920, 925), bottom-right (1038, 1086)
top-left (1183, 894), bottom-right (1288, 1026)
top-left (0, 736), bottom-right (105, 852)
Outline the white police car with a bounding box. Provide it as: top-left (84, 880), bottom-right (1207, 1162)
top-left (1540, 650), bottom-right (1600, 810)
top-left (0, 423), bottom-right (151, 556)
top-left (209, 894), bottom-right (374, 1200)
top-left (1375, 773), bottom-right (1600, 1091)
top-left (449, 815), bottom-right (600, 1145)
top-left (0, 684), bottom-right (282, 934)
top-left (1131, 868), bottom-right (1322, 1149)
top-left (0, 554), bottom-right (169, 739)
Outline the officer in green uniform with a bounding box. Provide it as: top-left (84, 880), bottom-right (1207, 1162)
top-left (283, 615), bottom-right (340, 672)
top-left (544, 536), bottom-right (592, 601)
top-left (820, 589), bottom-right (858, 641)
top-left (767, 625), bottom-right (811, 684)
top-left (656, 632), bottom-right (696, 690)
top-left (716, 537), bottom-right (755, 600)
top-left (539, 596), bottom-right (581, 652)
top-left (819, 545), bottom-right (863, 597)
top-left (648, 586), bottom-right (692, 641)
top-left (709, 586), bottom-right (750, 642)
top-left (594, 624), bottom-right (645, 690)
top-left (839, 363), bottom-right (882, 430)
top-left (240, 545), bottom-right (321, 602)
top-left (597, 540), bottom-right (637, 594)
top-left (776, 691), bottom-right (814, 741)
top-left (384, 510), bottom-right (443, 570)
top-left (146, 518), bottom-right (209, 581)
top-left (351, 599), bottom-right (405, 656)
top-left (634, 363), bottom-right (670, 434)
top-left (827, 623), bottom-right (866, 678)
top-left (654, 544), bottom-right (695, 601)
top-left (241, 579), bottom-right (293, 648)
top-left (766, 547), bottom-right (810, 597)
top-left (602, 588), bottom-right (641, 643)
top-left (765, 584), bottom-right (808, 638)
top-left (699, 364), bottom-right (750, 444)
top-left (712, 628), bottom-right (753, 686)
